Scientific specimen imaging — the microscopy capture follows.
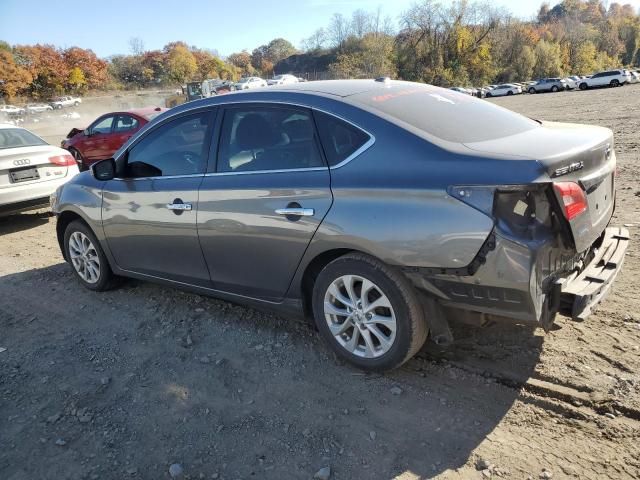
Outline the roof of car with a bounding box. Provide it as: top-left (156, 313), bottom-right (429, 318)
top-left (267, 79), bottom-right (397, 97)
top-left (126, 107), bottom-right (167, 117)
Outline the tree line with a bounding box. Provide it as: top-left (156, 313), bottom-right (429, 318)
top-left (1, 0), bottom-right (639, 101)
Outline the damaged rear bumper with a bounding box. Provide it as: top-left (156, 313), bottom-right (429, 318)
top-left (558, 226), bottom-right (629, 321)
top-left (404, 226), bottom-right (629, 329)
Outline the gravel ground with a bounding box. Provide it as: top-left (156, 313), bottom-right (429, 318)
top-left (1, 85), bottom-right (639, 480)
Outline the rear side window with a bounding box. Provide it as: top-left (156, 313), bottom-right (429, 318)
top-left (217, 106), bottom-right (324, 172)
top-left (313, 111), bottom-right (371, 167)
top-left (114, 115), bottom-right (139, 133)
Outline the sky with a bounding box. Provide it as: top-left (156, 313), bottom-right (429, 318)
top-left (1, 0), bottom-right (639, 58)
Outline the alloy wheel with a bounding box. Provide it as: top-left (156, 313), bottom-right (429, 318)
top-left (323, 275), bottom-right (397, 358)
top-left (68, 231), bottom-right (100, 284)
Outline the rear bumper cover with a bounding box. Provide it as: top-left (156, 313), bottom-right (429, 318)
top-left (405, 226), bottom-right (628, 327)
top-left (558, 226), bottom-right (629, 321)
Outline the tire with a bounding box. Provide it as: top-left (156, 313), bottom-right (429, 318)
top-left (74, 101), bottom-right (80, 106)
top-left (528, 88), bottom-right (536, 94)
top-left (551, 85), bottom-right (559, 92)
top-left (64, 220), bottom-right (117, 291)
top-left (311, 253), bottom-right (428, 372)
top-left (579, 83), bottom-right (588, 90)
top-left (68, 148), bottom-right (87, 171)
top-left (507, 91), bottom-right (513, 96)
top-left (485, 92), bottom-right (492, 98)
top-left (610, 79), bottom-right (619, 87)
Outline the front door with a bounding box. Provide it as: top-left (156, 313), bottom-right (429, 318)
top-left (197, 104), bottom-right (332, 301)
top-left (102, 110), bottom-right (215, 285)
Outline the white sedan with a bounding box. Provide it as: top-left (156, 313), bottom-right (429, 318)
top-left (484, 84), bottom-right (522, 97)
top-left (26, 103), bottom-right (54, 114)
top-left (0, 124), bottom-right (79, 216)
top-left (267, 74), bottom-right (300, 86)
top-left (234, 77), bottom-right (268, 90)
top-left (0, 105), bottom-right (26, 116)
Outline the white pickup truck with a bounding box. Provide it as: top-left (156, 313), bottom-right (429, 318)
top-left (49, 96), bottom-right (82, 109)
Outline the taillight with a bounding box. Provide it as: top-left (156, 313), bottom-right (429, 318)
top-left (553, 182), bottom-right (587, 220)
top-left (49, 154), bottom-right (76, 166)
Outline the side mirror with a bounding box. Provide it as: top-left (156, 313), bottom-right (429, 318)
top-left (91, 158), bottom-right (116, 181)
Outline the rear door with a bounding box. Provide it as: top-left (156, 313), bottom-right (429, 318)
top-left (102, 110), bottom-right (215, 285)
top-left (197, 103), bottom-right (332, 300)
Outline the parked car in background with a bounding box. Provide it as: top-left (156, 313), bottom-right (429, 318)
top-left (527, 78), bottom-right (567, 94)
top-left (563, 76), bottom-right (583, 89)
top-left (62, 107), bottom-right (166, 170)
top-left (268, 74), bottom-right (300, 86)
top-left (1, 123), bottom-right (79, 216)
top-left (202, 79), bottom-right (233, 96)
top-left (579, 69), bottom-right (630, 90)
top-left (25, 103), bottom-right (54, 114)
top-left (0, 105), bottom-right (26, 116)
top-left (449, 87), bottom-right (473, 95)
top-left (626, 70), bottom-right (639, 83)
top-left (52, 79), bottom-right (627, 371)
top-left (50, 96), bottom-right (82, 109)
top-left (234, 77), bottom-right (268, 90)
top-left (484, 84), bottom-right (522, 97)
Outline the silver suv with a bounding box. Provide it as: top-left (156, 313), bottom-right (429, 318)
top-left (528, 78), bottom-right (567, 94)
top-left (52, 80), bottom-right (628, 371)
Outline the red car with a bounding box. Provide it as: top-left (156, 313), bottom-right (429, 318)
top-left (62, 107), bottom-right (167, 170)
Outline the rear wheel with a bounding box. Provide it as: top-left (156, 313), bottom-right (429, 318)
top-left (528, 87), bottom-right (536, 94)
top-left (551, 85), bottom-right (559, 92)
top-left (610, 79), bottom-right (619, 87)
top-left (312, 253), bottom-right (428, 372)
top-left (64, 220), bottom-right (117, 291)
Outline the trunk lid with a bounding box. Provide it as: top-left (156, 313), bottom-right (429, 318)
top-left (0, 145), bottom-right (70, 189)
top-left (464, 121), bottom-right (616, 252)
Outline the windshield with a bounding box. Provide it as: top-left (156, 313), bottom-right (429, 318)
top-left (0, 128), bottom-right (47, 149)
top-left (273, 75), bottom-right (283, 80)
top-left (353, 83), bottom-right (539, 143)
top-left (238, 78), bottom-right (250, 83)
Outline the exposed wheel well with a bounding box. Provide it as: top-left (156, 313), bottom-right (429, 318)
top-left (300, 248), bottom-right (358, 320)
top-left (56, 211), bottom-right (86, 260)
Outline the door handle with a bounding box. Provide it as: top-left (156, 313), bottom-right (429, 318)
top-left (166, 202), bottom-right (192, 211)
top-left (275, 207), bottom-right (314, 217)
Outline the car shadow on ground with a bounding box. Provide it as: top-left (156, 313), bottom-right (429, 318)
top-left (0, 210), bottom-right (51, 235)
top-left (0, 264), bottom-right (544, 479)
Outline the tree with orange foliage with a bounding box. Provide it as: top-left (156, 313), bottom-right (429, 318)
top-left (0, 50), bottom-right (33, 100)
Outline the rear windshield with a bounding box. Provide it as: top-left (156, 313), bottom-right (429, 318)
top-left (352, 83), bottom-right (539, 143)
top-left (0, 128), bottom-right (47, 149)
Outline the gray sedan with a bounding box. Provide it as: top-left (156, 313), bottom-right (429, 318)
top-left (527, 78), bottom-right (567, 93)
top-left (52, 80), bottom-right (628, 371)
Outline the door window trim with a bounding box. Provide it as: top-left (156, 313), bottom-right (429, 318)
top-left (203, 101), bottom-right (374, 175)
top-left (211, 103), bottom-right (329, 174)
top-left (112, 108), bottom-right (217, 180)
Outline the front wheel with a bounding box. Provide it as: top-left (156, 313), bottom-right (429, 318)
top-left (579, 83), bottom-right (588, 90)
top-left (551, 85), bottom-right (559, 92)
top-left (507, 91), bottom-right (514, 96)
top-left (485, 92), bottom-right (492, 98)
top-left (64, 220), bottom-right (117, 291)
top-left (312, 253), bottom-right (428, 371)
top-left (528, 88), bottom-right (536, 94)
top-left (68, 148), bottom-right (87, 171)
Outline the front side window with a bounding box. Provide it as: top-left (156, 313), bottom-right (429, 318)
top-left (313, 111), bottom-right (370, 167)
top-left (125, 112), bottom-right (211, 178)
top-left (91, 116), bottom-right (114, 134)
top-left (114, 115), bottom-right (139, 133)
top-left (217, 106), bottom-right (324, 172)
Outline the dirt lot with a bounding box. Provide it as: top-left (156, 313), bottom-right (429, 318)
top-left (1, 86), bottom-right (639, 480)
